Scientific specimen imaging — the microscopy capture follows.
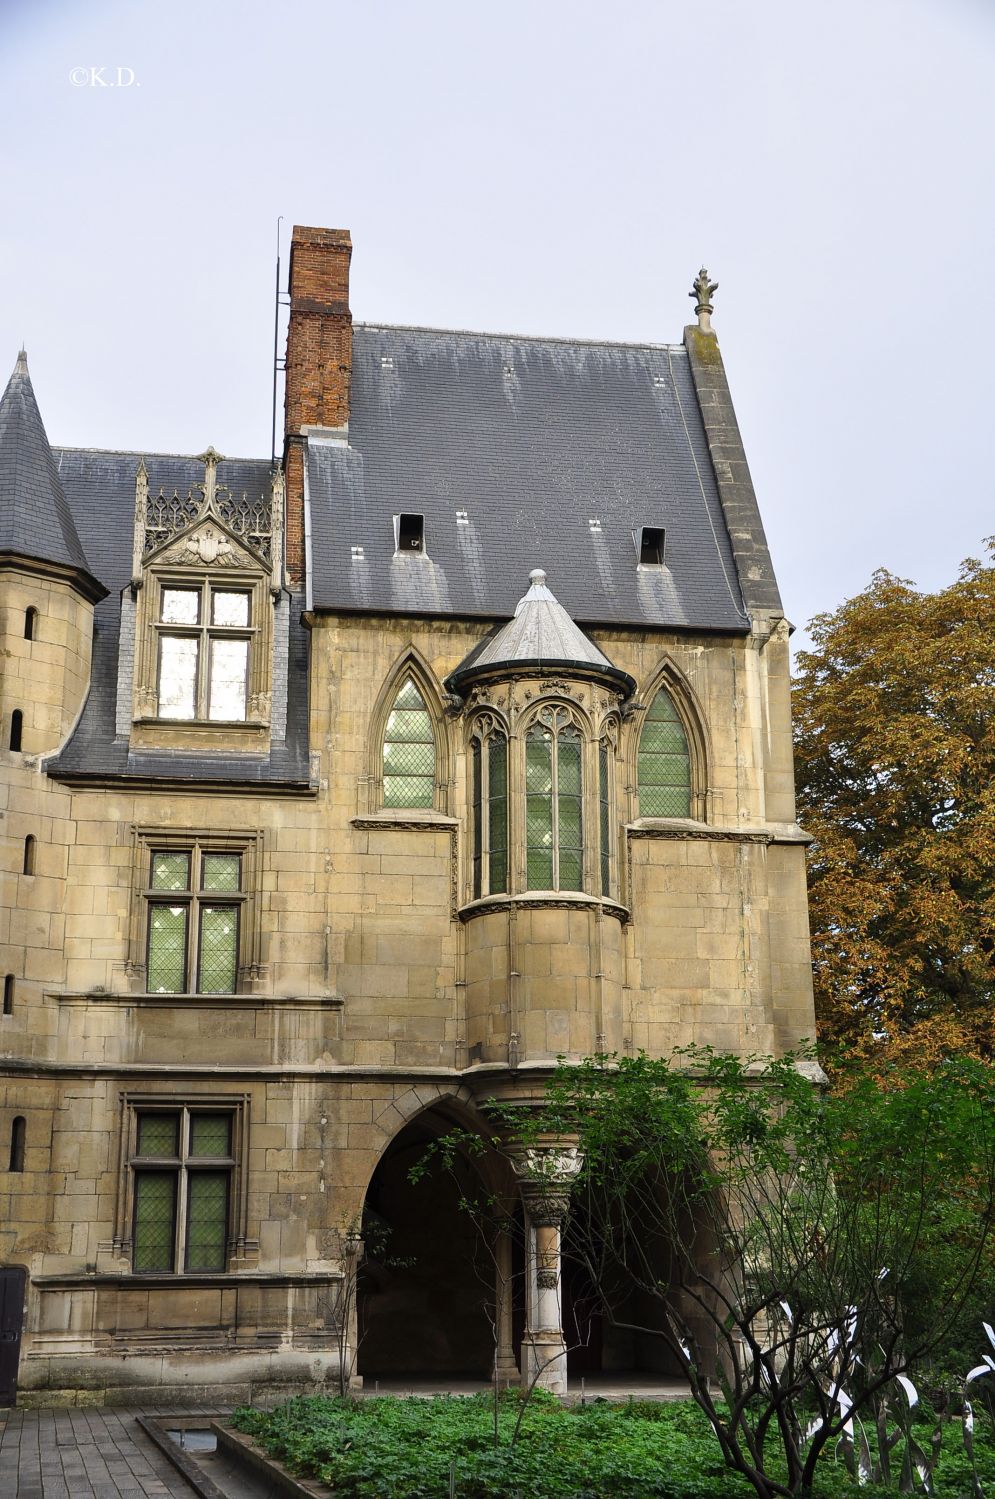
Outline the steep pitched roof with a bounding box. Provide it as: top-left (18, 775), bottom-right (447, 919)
top-left (308, 325), bottom-right (757, 632)
top-left (0, 352), bottom-right (100, 589)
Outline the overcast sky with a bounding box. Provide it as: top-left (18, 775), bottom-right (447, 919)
top-left (2, 0), bottom-right (993, 641)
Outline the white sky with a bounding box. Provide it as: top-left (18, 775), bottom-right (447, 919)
top-left (2, 0), bottom-right (994, 640)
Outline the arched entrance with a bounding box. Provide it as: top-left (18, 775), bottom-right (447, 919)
top-left (357, 1106), bottom-right (509, 1381)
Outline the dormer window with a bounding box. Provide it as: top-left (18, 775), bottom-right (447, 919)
top-left (157, 585), bottom-right (252, 722)
top-left (638, 526), bottom-right (665, 566)
top-left (131, 450), bottom-right (280, 740)
top-left (397, 514), bottom-right (425, 554)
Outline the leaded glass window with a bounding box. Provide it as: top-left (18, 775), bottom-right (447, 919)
top-left (470, 724), bottom-right (508, 899)
top-left (525, 719), bottom-right (584, 892)
top-left (382, 679), bottom-right (436, 808)
top-left (638, 688), bottom-right (692, 817)
top-left (599, 740), bottom-right (612, 897)
top-left (156, 583), bottom-right (251, 721)
top-left (146, 846), bottom-right (242, 994)
top-left (131, 1107), bottom-right (234, 1274)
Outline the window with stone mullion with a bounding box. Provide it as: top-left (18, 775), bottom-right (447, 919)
top-left (146, 848), bottom-right (241, 995)
top-left (470, 729), bottom-right (508, 899)
top-left (131, 1108), bottom-right (233, 1274)
top-left (525, 724), bottom-right (583, 893)
top-left (157, 584), bottom-right (251, 723)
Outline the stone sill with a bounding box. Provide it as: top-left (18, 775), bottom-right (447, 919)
top-left (459, 891), bottom-right (630, 923)
top-left (52, 991), bottom-right (344, 1008)
top-left (32, 1270), bottom-right (343, 1289)
top-left (352, 811), bottom-right (458, 830)
top-left (627, 818), bottom-right (811, 846)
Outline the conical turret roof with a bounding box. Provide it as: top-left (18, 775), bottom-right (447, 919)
top-left (0, 350), bottom-right (98, 583)
top-left (449, 569), bottom-right (635, 694)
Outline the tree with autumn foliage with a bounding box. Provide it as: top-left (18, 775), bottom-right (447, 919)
top-left (792, 544), bottom-right (995, 1060)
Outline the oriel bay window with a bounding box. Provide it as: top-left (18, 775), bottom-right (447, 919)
top-left (146, 846), bottom-right (243, 994)
top-left (157, 583), bottom-right (252, 721)
top-left (131, 1108), bottom-right (234, 1272)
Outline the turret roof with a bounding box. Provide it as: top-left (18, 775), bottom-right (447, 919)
top-left (0, 351), bottom-right (98, 584)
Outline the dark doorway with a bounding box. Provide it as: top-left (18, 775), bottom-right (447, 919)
top-left (0, 1267), bottom-right (26, 1405)
top-left (357, 1111), bottom-right (495, 1380)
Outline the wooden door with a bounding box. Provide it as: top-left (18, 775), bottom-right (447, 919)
top-left (0, 1267), bottom-right (25, 1406)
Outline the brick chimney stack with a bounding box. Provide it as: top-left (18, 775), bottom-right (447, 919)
top-left (283, 226), bottom-right (353, 584)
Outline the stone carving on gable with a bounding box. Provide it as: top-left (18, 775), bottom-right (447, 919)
top-left (138, 446), bottom-right (275, 566)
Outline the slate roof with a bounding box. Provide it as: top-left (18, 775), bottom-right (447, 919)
top-left (44, 448), bottom-right (311, 788)
top-left (308, 325), bottom-right (755, 632)
top-left (0, 353), bottom-right (102, 592)
top-left (449, 568), bottom-right (635, 695)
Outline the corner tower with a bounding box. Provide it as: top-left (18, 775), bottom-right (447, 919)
top-left (0, 351), bottom-right (105, 757)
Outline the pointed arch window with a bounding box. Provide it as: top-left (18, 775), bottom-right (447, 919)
top-left (638, 688), bottom-right (691, 817)
top-left (382, 679), bottom-right (436, 809)
top-left (470, 720), bottom-right (508, 898)
top-left (525, 713), bottom-right (583, 892)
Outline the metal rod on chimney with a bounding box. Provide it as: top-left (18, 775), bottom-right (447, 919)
top-left (271, 215), bottom-right (283, 468)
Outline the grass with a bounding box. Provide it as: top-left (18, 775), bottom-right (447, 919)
top-left (232, 1389), bottom-right (995, 1499)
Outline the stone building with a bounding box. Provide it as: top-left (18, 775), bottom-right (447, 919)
top-left (0, 227), bottom-right (815, 1404)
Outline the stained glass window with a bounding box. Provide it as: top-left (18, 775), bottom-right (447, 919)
top-left (526, 721), bottom-right (584, 892)
top-left (382, 679), bottom-right (435, 808)
top-left (470, 728), bottom-right (508, 899)
top-left (599, 740), bottom-right (612, 897)
top-left (638, 689), bottom-right (692, 817)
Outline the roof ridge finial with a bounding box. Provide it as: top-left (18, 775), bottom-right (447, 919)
top-left (529, 568), bottom-right (547, 588)
top-left (690, 267), bottom-right (718, 332)
top-left (15, 348), bottom-right (28, 374)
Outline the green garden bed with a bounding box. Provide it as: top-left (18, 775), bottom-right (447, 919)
top-left (232, 1390), bottom-right (995, 1498)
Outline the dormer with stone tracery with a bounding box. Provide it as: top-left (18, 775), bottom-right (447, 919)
top-left (129, 446), bottom-right (286, 752)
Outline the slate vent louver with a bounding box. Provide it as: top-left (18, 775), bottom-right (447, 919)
top-left (638, 527), bottom-right (665, 566)
top-left (396, 514), bottom-right (424, 553)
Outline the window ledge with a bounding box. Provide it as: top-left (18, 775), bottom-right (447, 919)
top-left (627, 818), bottom-right (810, 845)
top-left (53, 991), bottom-right (344, 1008)
top-left (352, 811), bottom-right (458, 830)
top-left (32, 1270), bottom-right (344, 1289)
top-left (134, 717), bottom-right (268, 731)
top-left (459, 891), bottom-right (630, 923)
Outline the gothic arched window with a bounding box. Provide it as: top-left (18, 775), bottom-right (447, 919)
top-left (637, 688), bottom-right (691, 817)
top-left (382, 678), bottom-right (436, 809)
top-left (470, 720), bottom-right (508, 899)
top-left (525, 713), bottom-right (583, 891)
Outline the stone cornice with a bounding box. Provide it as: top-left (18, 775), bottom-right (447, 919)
top-left (627, 819), bottom-right (812, 847)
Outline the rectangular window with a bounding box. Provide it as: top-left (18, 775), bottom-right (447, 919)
top-left (157, 583), bottom-right (252, 722)
top-left (145, 845), bottom-right (243, 995)
top-left (470, 732), bottom-right (509, 901)
top-left (131, 1107), bottom-right (234, 1273)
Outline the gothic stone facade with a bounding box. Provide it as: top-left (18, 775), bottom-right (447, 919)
top-left (0, 227), bottom-right (815, 1404)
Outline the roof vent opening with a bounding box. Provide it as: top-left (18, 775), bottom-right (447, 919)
top-left (396, 514), bottom-right (425, 554)
top-left (351, 544), bottom-right (365, 561)
top-left (588, 517), bottom-right (602, 535)
top-left (380, 354), bottom-right (394, 371)
top-left (638, 526), bottom-right (665, 567)
top-left (455, 508), bottom-right (469, 525)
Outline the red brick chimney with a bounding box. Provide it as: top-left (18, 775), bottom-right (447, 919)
top-left (283, 226), bottom-right (353, 584)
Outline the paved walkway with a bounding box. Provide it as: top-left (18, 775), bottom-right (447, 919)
top-left (0, 1406), bottom-right (220, 1498)
top-left (0, 1377), bottom-right (693, 1495)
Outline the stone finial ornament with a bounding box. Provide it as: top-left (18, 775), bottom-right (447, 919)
top-left (690, 267), bottom-right (719, 332)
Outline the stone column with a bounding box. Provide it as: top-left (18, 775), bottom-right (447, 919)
top-left (512, 1143), bottom-right (581, 1396)
top-left (494, 1227), bottom-right (519, 1386)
